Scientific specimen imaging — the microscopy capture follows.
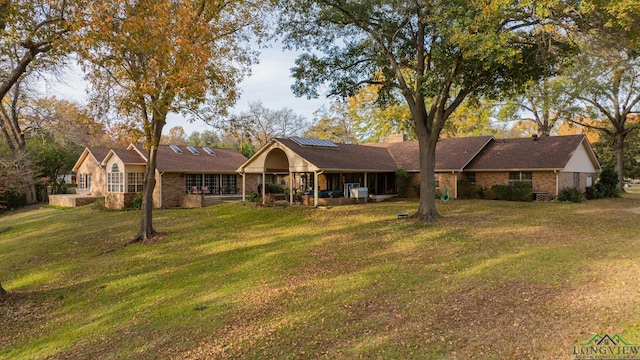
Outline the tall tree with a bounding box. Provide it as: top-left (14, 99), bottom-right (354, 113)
top-left (441, 98), bottom-right (501, 139)
top-left (501, 76), bottom-right (578, 137)
top-left (340, 84), bottom-right (414, 143)
top-left (226, 101), bottom-right (309, 150)
top-left (27, 97), bottom-right (105, 146)
top-left (279, 0), bottom-right (574, 221)
top-left (76, 0), bottom-right (268, 242)
top-left (567, 44), bottom-right (640, 191)
top-left (187, 130), bottom-right (221, 147)
top-left (28, 131), bottom-right (83, 194)
top-left (0, 0), bottom-right (73, 203)
top-left (160, 126), bottom-right (188, 145)
top-left (303, 104), bottom-right (359, 144)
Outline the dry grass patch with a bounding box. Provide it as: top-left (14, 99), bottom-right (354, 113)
top-left (2, 195), bottom-right (640, 359)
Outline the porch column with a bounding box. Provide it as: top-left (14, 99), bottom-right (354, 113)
top-left (364, 172), bottom-right (368, 188)
top-left (289, 171), bottom-right (294, 204)
top-left (219, 174), bottom-right (223, 195)
top-left (242, 172), bottom-right (246, 202)
top-left (314, 171), bottom-right (319, 207)
top-left (262, 171), bottom-right (266, 205)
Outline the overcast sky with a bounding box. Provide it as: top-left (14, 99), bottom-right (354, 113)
top-left (46, 45), bottom-right (332, 136)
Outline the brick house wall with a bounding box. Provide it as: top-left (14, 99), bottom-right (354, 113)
top-left (75, 154), bottom-right (106, 196)
top-left (475, 171), bottom-right (558, 197)
top-left (532, 171), bottom-right (557, 195)
top-left (243, 174), bottom-right (260, 193)
top-left (557, 171), bottom-right (596, 193)
top-left (438, 173), bottom-right (457, 197)
top-left (157, 172), bottom-right (184, 208)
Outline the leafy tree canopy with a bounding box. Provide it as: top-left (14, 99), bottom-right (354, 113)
top-left (278, 0), bottom-right (576, 221)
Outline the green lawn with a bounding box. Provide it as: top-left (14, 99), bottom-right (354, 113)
top-left (2, 193), bottom-right (640, 359)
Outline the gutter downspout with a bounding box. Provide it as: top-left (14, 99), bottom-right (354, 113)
top-left (554, 170), bottom-right (559, 197)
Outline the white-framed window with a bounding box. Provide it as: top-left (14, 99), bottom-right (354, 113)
top-left (509, 171), bottom-right (532, 185)
top-left (78, 174), bottom-right (91, 191)
top-left (127, 172), bottom-right (144, 193)
top-left (107, 164), bottom-right (124, 193)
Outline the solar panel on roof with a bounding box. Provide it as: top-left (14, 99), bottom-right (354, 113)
top-left (202, 147), bottom-right (216, 155)
top-left (186, 146), bottom-right (200, 155)
top-left (290, 136), bottom-right (338, 148)
top-left (170, 145), bottom-right (183, 154)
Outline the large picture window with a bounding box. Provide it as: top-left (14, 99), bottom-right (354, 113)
top-left (185, 174), bottom-right (202, 193)
top-left (107, 164), bottom-right (123, 193)
top-left (222, 174), bottom-right (237, 194)
top-left (127, 172), bottom-right (144, 193)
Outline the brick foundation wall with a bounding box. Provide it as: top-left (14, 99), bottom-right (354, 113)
top-left (180, 194), bottom-right (203, 208)
top-left (105, 193), bottom-right (135, 209)
top-left (48, 195), bottom-right (104, 207)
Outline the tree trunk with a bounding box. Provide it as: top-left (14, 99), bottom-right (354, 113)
top-left (11, 148), bottom-right (37, 205)
top-left (136, 147), bottom-right (158, 242)
top-left (0, 281), bottom-right (7, 297)
top-left (412, 104), bottom-right (442, 221)
top-left (614, 132), bottom-right (625, 192)
top-left (131, 115), bottom-right (166, 244)
top-left (414, 133), bottom-right (441, 221)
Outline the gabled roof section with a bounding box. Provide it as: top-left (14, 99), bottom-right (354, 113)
top-left (102, 148), bottom-right (146, 166)
top-left (132, 144), bottom-right (247, 173)
top-left (368, 135), bottom-right (494, 172)
top-left (72, 147), bottom-right (111, 172)
top-left (276, 138), bottom-right (398, 171)
top-left (465, 135), bottom-right (597, 171)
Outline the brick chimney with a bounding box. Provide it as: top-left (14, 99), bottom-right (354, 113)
top-left (388, 133), bottom-right (407, 143)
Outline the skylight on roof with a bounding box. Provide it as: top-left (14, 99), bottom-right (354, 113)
top-left (170, 145), bottom-right (183, 154)
top-left (186, 146), bottom-right (200, 155)
top-left (203, 147), bottom-right (216, 155)
top-left (290, 136), bottom-right (338, 148)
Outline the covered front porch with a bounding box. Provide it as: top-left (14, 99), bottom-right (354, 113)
top-left (237, 141), bottom-right (398, 207)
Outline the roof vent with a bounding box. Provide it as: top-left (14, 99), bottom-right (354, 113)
top-left (170, 145), bottom-right (183, 154)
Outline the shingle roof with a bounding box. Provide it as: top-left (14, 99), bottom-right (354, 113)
top-left (111, 148), bottom-right (146, 165)
top-left (86, 147), bottom-right (111, 163)
top-left (131, 145), bottom-right (247, 173)
top-left (465, 135), bottom-right (587, 170)
top-left (368, 136), bottom-right (494, 171)
top-left (275, 138), bottom-right (399, 171)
